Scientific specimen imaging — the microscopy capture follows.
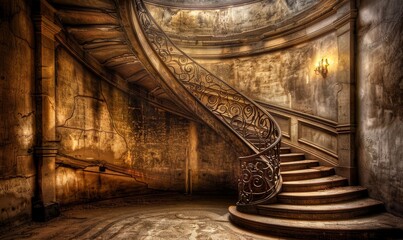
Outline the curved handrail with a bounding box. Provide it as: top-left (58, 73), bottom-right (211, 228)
top-left (129, 0), bottom-right (282, 205)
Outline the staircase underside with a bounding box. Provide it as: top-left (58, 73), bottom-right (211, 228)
top-left (229, 146), bottom-right (403, 239)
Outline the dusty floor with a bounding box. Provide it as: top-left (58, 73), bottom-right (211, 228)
top-left (0, 192), bottom-right (290, 240)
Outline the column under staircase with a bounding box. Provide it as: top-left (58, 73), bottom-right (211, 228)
top-left (118, 0), bottom-right (403, 239)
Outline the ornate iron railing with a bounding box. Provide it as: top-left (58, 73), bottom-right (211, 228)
top-left (132, 0), bottom-right (282, 205)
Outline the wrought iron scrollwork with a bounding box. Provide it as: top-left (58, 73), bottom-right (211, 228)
top-left (133, 0), bottom-right (282, 205)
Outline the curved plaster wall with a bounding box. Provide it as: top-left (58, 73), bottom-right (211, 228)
top-left (146, 0), bottom-right (319, 38)
top-left (200, 34), bottom-right (339, 121)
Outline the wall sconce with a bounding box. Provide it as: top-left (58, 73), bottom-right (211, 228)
top-left (314, 58), bottom-right (329, 78)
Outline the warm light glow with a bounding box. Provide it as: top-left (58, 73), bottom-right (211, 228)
top-left (314, 58), bottom-right (329, 78)
top-left (70, 134), bottom-right (79, 151)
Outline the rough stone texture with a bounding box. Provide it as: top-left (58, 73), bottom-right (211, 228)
top-left (0, 0), bottom-right (36, 229)
top-left (147, 0), bottom-right (319, 38)
top-left (196, 123), bottom-right (239, 192)
top-left (55, 47), bottom-right (239, 203)
top-left (201, 33), bottom-right (339, 121)
top-left (357, 0), bottom-right (403, 216)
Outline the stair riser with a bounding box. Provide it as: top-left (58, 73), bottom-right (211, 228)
top-left (281, 169), bottom-right (335, 181)
top-left (280, 148), bottom-right (291, 154)
top-left (282, 179), bottom-right (348, 192)
top-left (280, 155), bottom-right (305, 162)
top-left (278, 190), bottom-right (368, 205)
top-left (256, 204), bottom-right (384, 220)
top-left (280, 162), bottom-right (318, 172)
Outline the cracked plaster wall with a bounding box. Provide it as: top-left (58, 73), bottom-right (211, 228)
top-left (0, 0), bottom-right (36, 229)
top-left (357, 0), bottom-right (403, 216)
top-left (55, 47), bottom-right (239, 204)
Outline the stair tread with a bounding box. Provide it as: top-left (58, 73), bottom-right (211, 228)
top-left (278, 186), bottom-right (367, 198)
top-left (229, 206), bottom-right (403, 231)
top-left (280, 159), bottom-right (318, 166)
top-left (281, 166), bottom-right (333, 175)
top-left (283, 175), bottom-right (346, 185)
top-left (258, 198), bottom-right (383, 212)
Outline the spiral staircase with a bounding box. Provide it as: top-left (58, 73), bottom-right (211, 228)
top-left (50, 0), bottom-right (403, 239)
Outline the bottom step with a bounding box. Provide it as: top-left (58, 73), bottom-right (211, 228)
top-left (229, 206), bottom-right (403, 240)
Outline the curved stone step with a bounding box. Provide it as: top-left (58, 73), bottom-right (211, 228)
top-left (229, 206), bottom-right (403, 239)
top-left (280, 153), bottom-right (305, 162)
top-left (256, 198), bottom-right (384, 220)
top-left (281, 166), bottom-right (335, 181)
top-left (282, 175), bottom-right (347, 192)
top-left (280, 159), bottom-right (319, 171)
top-left (277, 186), bottom-right (368, 205)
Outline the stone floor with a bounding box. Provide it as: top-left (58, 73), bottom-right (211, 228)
top-left (0, 192), bottom-right (291, 240)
